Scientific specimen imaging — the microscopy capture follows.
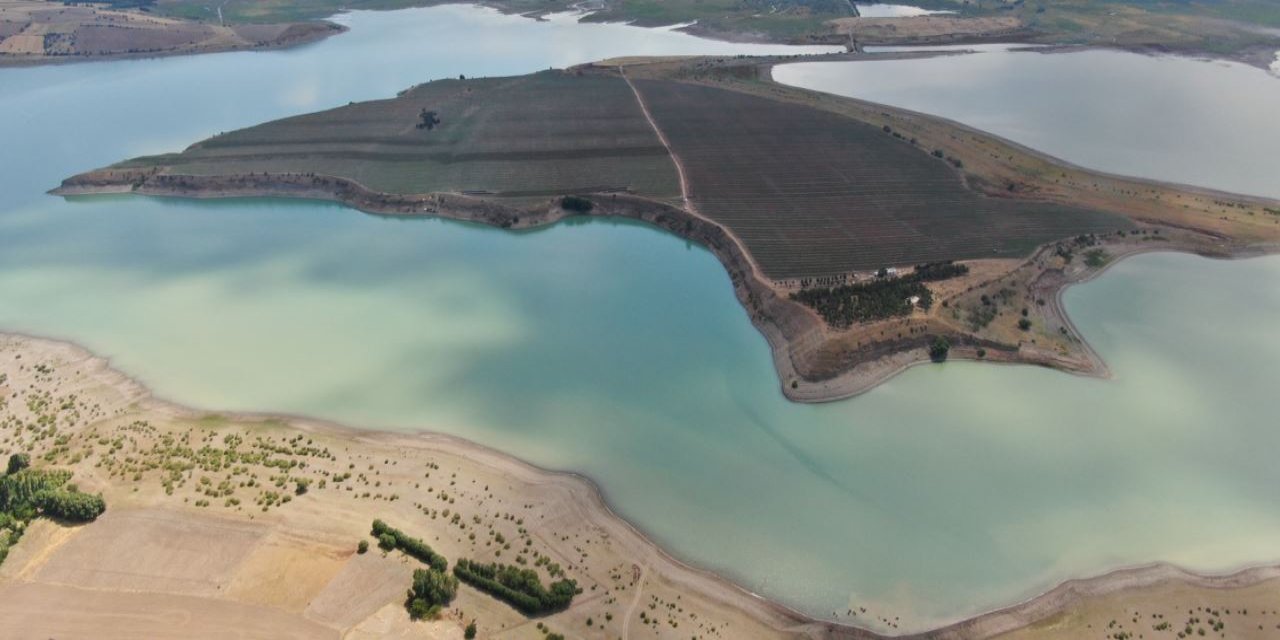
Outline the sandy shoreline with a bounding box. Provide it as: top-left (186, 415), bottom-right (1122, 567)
top-left (2, 330), bottom-right (1280, 638)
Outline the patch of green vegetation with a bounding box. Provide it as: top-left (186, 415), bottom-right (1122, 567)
top-left (454, 558), bottom-right (579, 615)
top-left (407, 566), bottom-right (458, 620)
top-left (0, 453), bottom-right (106, 565)
top-left (1084, 248), bottom-right (1109, 267)
top-left (791, 262), bottom-right (968, 328)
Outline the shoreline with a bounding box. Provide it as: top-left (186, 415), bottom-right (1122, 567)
top-left (0, 20), bottom-right (346, 69)
top-left (51, 155), bottom-right (1280, 406)
top-left (2, 3), bottom-right (1275, 72)
top-left (3, 329), bottom-right (1280, 638)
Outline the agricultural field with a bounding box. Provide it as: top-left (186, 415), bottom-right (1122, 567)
top-left (121, 71), bottom-right (681, 202)
top-left (0, 0), bottom-right (337, 63)
top-left (631, 79), bottom-right (1128, 279)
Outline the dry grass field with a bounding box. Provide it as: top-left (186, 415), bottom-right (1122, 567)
top-left (631, 78), bottom-right (1127, 278)
top-left (124, 71), bottom-right (682, 202)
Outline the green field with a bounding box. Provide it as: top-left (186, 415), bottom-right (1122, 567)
top-left (632, 79), bottom-right (1127, 278)
top-left (122, 71), bottom-right (681, 201)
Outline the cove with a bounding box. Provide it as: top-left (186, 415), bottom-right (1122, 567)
top-left (3, 5), bottom-right (1280, 632)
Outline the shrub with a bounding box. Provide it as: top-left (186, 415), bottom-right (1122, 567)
top-left (1018, 318), bottom-right (1032, 331)
top-left (465, 621), bottom-right (477, 639)
top-left (357, 540), bottom-right (369, 554)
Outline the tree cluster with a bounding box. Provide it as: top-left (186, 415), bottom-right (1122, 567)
top-left (559, 195), bottom-right (594, 213)
top-left (406, 566), bottom-right (458, 620)
top-left (371, 519), bottom-right (447, 571)
top-left (1, 454), bottom-right (106, 565)
top-left (791, 261), bottom-right (969, 328)
top-left (453, 559), bottom-right (579, 616)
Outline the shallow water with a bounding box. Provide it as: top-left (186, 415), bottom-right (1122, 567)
top-left (775, 47), bottom-right (1280, 199)
top-left (2, 5), bottom-right (1280, 632)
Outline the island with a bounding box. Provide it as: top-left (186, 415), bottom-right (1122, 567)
top-left (54, 54), bottom-right (1280, 402)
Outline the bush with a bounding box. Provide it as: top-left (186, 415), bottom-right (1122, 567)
top-left (454, 559), bottom-right (577, 615)
top-left (465, 621), bottom-right (477, 639)
top-left (357, 540), bottom-right (369, 554)
top-left (559, 195), bottom-right (594, 213)
top-left (1018, 318), bottom-right (1032, 331)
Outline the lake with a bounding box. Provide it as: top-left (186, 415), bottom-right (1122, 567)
top-left (775, 46), bottom-right (1280, 199)
top-left (2, 5), bottom-right (1279, 632)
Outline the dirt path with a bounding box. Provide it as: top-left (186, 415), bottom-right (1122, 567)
top-left (622, 562), bottom-right (649, 640)
top-left (620, 67), bottom-right (776, 285)
top-left (621, 67), bottom-right (694, 213)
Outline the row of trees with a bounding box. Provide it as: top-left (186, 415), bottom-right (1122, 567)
top-left (453, 559), bottom-right (579, 616)
top-left (371, 519), bottom-right (447, 572)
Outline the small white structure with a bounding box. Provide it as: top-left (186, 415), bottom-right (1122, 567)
top-left (908, 295), bottom-right (921, 307)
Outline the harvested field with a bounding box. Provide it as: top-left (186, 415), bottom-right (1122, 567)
top-left (131, 71), bottom-right (682, 201)
top-left (632, 79), bottom-right (1129, 278)
top-left (0, 581), bottom-right (339, 639)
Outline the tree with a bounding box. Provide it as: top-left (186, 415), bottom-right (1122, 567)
top-left (5, 454), bottom-right (29, 476)
top-left (378, 532), bottom-right (397, 551)
top-left (358, 540), bottom-right (369, 554)
top-left (464, 621), bottom-right (477, 639)
top-left (929, 336), bottom-right (950, 362)
top-left (407, 567), bottom-right (458, 619)
top-left (1018, 318), bottom-right (1032, 331)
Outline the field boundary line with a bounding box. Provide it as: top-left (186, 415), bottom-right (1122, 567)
top-left (620, 69), bottom-right (774, 284)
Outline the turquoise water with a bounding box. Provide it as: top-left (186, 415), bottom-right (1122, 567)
top-left (3, 6), bottom-right (1280, 631)
top-left (775, 47), bottom-right (1280, 199)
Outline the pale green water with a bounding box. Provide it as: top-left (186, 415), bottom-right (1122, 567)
top-left (776, 47), bottom-right (1280, 199)
top-left (2, 7), bottom-right (1280, 632)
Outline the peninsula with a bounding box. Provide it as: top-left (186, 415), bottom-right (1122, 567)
top-left (55, 54), bottom-right (1280, 402)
